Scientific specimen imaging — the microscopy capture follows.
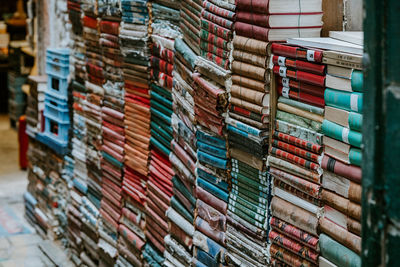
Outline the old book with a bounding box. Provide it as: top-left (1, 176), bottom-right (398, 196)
top-left (324, 143), bottom-right (362, 167)
top-left (272, 55), bottom-right (326, 75)
top-left (323, 205), bottom-right (361, 236)
top-left (271, 197), bottom-right (319, 235)
top-left (278, 102), bottom-right (324, 123)
top-left (321, 189), bottom-right (361, 220)
top-left (322, 171), bottom-right (361, 203)
top-left (271, 43), bottom-right (323, 63)
top-left (319, 234), bottom-right (361, 267)
top-left (327, 65), bottom-right (363, 87)
top-left (230, 85), bottom-right (270, 106)
top-left (321, 155), bottom-right (362, 184)
top-left (320, 217), bottom-right (362, 254)
top-left (324, 106), bottom-right (363, 131)
top-left (322, 57), bottom-right (362, 70)
top-left (323, 50), bottom-right (363, 64)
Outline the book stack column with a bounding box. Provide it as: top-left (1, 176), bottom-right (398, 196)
top-left (67, 2), bottom-right (89, 260)
top-left (268, 43), bottom-right (325, 266)
top-left (79, 2), bottom-right (104, 266)
top-left (164, 38), bottom-right (198, 267)
top-left (144, 2), bottom-right (181, 265)
top-left (191, 1), bottom-right (236, 266)
top-left (25, 141), bottom-right (68, 241)
top-left (25, 76), bottom-right (47, 137)
top-left (319, 45), bottom-right (363, 267)
top-left (225, 8), bottom-right (272, 264)
top-left (117, 0), bottom-right (151, 265)
top-left (99, 1), bottom-right (124, 266)
top-left (180, 0), bottom-right (201, 55)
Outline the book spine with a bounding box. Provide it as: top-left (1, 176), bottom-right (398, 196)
top-left (349, 148), bottom-right (362, 167)
top-left (322, 120), bottom-right (362, 148)
top-left (277, 110), bottom-right (322, 133)
top-left (273, 55), bottom-right (325, 75)
top-left (319, 217), bottom-right (361, 254)
top-left (348, 112), bottom-right (362, 132)
top-left (278, 86), bottom-right (325, 108)
top-left (273, 65), bottom-right (326, 87)
top-left (278, 96), bottom-right (325, 115)
top-left (351, 70), bottom-right (363, 92)
top-left (273, 130), bottom-right (322, 154)
top-left (196, 130), bottom-right (226, 149)
top-left (271, 43), bottom-right (323, 62)
top-left (226, 117), bottom-right (262, 137)
top-left (319, 234), bottom-right (361, 267)
top-left (270, 244), bottom-right (315, 267)
top-left (197, 177), bottom-right (229, 202)
top-left (324, 89), bottom-right (363, 113)
top-left (197, 140), bottom-right (228, 159)
top-left (197, 150), bottom-right (228, 170)
top-left (321, 155), bottom-right (362, 183)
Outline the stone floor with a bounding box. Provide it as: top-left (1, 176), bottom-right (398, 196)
top-left (0, 115), bottom-right (69, 267)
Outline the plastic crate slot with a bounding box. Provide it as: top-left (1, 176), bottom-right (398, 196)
top-left (52, 78), bottom-right (60, 91)
top-left (50, 120), bottom-right (59, 136)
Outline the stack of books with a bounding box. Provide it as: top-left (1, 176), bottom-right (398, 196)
top-left (144, 2), bottom-right (181, 264)
top-left (118, 0), bottom-right (151, 265)
top-left (288, 32), bottom-right (363, 267)
top-left (98, 2), bottom-right (124, 265)
top-left (226, 8), bottom-right (271, 263)
top-left (165, 37), bottom-right (198, 266)
top-left (268, 42), bottom-right (326, 266)
top-left (180, 0), bottom-right (202, 55)
top-left (25, 76), bottom-right (46, 137)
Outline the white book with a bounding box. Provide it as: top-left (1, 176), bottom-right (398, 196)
top-left (329, 31), bottom-right (364, 46)
top-left (287, 37), bottom-right (363, 55)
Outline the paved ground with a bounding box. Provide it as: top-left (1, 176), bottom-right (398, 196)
top-left (0, 115), bottom-right (68, 267)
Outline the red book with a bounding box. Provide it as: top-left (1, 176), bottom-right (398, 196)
top-left (278, 77), bottom-right (325, 98)
top-left (277, 86), bottom-right (325, 108)
top-left (271, 43), bottom-right (323, 63)
top-left (273, 65), bottom-right (325, 87)
top-left (272, 55), bottom-right (325, 75)
top-left (321, 155), bottom-right (362, 183)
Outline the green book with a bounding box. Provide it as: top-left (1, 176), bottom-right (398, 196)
top-left (349, 148), bottom-right (362, 166)
top-left (325, 88), bottom-right (363, 113)
top-left (348, 112), bottom-right (363, 132)
top-left (171, 196), bottom-right (193, 222)
top-left (322, 120), bottom-right (362, 148)
top-left (320, 234), bottom-right (361, 267)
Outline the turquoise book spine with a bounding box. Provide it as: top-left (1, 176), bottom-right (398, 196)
top-left (349, 148), bottom-right (362, 167)
top-left (322, 120), bottom-right (362, 148)
top-left (348, 112), bottom-right (363, 132)
top-left (325, 88), bottom-right (363, 113)
top-left (351, 70), bottom-right (363, 92)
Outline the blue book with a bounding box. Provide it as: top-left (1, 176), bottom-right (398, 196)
top-left (197, 177), bottom-right (229, 202)
top-left (197, 168), bottom-right (229, 192)
top-left (197, 150), bottom-right (228, 170)
top-left (196, 131), bottom-right (226, 149)
top-left (197, 140), bottom-right (228, 159)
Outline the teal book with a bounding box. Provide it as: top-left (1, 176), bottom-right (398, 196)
top-left (322, 120), bottom-right (362, 148)
top-left (320, 234), bottom-right (361, 267)
top-left (349, 148), bottom-right (362, 166)
top-left (348, 112), bottom-right (363, 132)
top-left (150, 83), bottom-right (172, 101)
top-left (351, 70), bottom-right (363, 92)
top-left (325, 88), bottom-right (363, 113)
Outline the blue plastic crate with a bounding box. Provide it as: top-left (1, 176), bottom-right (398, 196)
top-left (43, 114), bottom-right (70, 144)
top-left (44, 94), bottom-right (70, 123)
top-left (46, 61), bottom-right (69, 78)
top-left (46, 48), bottom-right (70, 65)
top-left (36, 132), bottom-right (69, 155)
top-left (46, 73), bottom-right (69, 100)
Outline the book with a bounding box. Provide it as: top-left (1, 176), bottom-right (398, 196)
top-left (271, 43), bottom-right (323, 63)
top-left (319, 217), bottom-right (361, 254)
top-left (327, 66), bottom-right (363, 85)
top-left (329, 31), bottom-right (363, 46)
top-left (322, 120), bottom-right (362, 148)
top-left (237, 13), bottom-right (323, 29)
top-left (323, 50), bottom-right (363, 64)
top-left (236, 0), bottom-right (323, 14)
top-left (322, 171), bottom-right (361, 203)
top-left (273, 65), bottom-right (326, 87)
top-left (325, 73), bottom-right (363, 93)
top-left (321, 155), bottom-right (362, 184)
top-left (324, 89), bottom-right (363, 113)
top-left (319, 234), bottom-right (361, 267)
top-left (322, 57), bottom-right (362, 70)
top-left (324, 106), bottom-right (363, 131)
top-left (321, 189), bottom-right (361, 221)
top-left (319, 256), bottom-right (338, 267)
top-left (278, 97), bottom-right (325, 116)
top-left (272, 55), bottom-right (326, 75)
top-left (278, 77), bottom-right (325, 98)
top-left (287, 37), bottom-right (363, 55)
top-left (324, 137), bottom-right (358, 165)
top-left (278, 86), bottom-right (325, 108)
top-left (230, 84), bottom-right (270, 106)
top-left (323, 205), bottom-right (361, 236)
